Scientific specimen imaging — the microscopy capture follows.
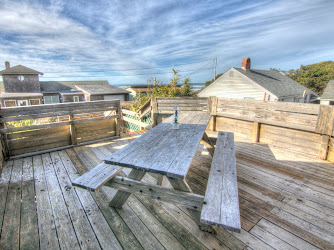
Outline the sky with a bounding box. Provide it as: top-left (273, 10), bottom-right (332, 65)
top-left (0, 0), bottom-right (333, 86)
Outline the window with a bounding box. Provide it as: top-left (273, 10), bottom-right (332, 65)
top-left (18, 75), bottom-right (25, 81)
top-left (73, 96), bottom-right (79, 102)
top-left (44, 96), bottom-right (60, 104)
top-left (30, 99), bottom-right (40, 105)
top-left (4, 100), bottom-right (16, 107)
top-left (17, 100), bottom-right (28, 106)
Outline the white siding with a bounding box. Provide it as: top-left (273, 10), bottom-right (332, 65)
top-left (199, 68), bottom-right (276, 101)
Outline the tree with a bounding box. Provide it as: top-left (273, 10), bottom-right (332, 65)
top-left (203, 73), bottom-right (223, 89)
top-left (286, 61), bottom-right (334, 95)
top-left (129, 69), bottom-right (193, 111)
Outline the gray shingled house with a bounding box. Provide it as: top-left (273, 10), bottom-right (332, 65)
top-left (198, 58), bottom-right (318, 103)
top-left (320, 80), bottom-right (334, 105)
top-left (0, 62), bottom-right (130, 107)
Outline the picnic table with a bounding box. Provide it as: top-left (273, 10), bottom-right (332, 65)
top-left (73, 112), bottom-right (240, 233)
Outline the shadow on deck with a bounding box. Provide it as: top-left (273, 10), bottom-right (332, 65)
top-left (1, 131), bottom-right (334, 249)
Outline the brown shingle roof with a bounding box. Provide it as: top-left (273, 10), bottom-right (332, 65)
top-left (0, 65), bottom-right (43, 75)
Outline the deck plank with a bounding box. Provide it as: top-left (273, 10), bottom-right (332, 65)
top-left (20, 179), bottom-right (39, 250)
top-left (41, 153), bottom-right (80, 250)
top-left (0, 161), bottom-right (13, 232)
top-left (66, 147), bottom-right (144, 250)
top-left (57, 150), bottom-right (123, 250)
top-left (1, 132), bottom-right (334, 250)
top-left (0, 159), bottom-right (22, 250)
top-left (33, 155), bottom-right (60, 250)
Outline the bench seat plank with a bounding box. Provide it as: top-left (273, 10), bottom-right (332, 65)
top-left (72, 162), bottom-right (122, 192)
top-left (200, 131), bottom-right (241, 232)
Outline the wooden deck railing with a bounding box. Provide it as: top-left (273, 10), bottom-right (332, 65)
top-left (0, 100), bottom-right (121, 158)
top-left (2, 96), bottom-right (334, 164)
top-left (149, 97), bottom-right (334, 162)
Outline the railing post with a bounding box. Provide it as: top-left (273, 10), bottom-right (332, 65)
top-left (0, 115), bottom-right (10, 159)
top-left (315, 105), bottom-right (334, 160)
top-left (151, 98), bottom-right (158, 127)
top-left (115, 101), bottom-right (121, 136)
top-left (69, 114), bottom-right (77, 145)
top-left (208, 97), bottom-right (217, 131)
top-left (252, 122), bottom-right (260, 143)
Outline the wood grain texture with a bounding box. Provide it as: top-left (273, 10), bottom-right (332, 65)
top-left (105, 113), bottom-right (211, 179)
top-left (72, 162), bottom-right (122, 191)
top-left (200, 131), bottom-right (241, 232)
top-left (316, 105), bottom-right (334, 135)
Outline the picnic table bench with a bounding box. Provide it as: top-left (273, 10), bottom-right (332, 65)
top-left (73, 113), bottom-right (240, 233)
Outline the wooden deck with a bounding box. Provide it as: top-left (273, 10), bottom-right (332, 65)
top-left (1, 131), bottom-right (334, 249)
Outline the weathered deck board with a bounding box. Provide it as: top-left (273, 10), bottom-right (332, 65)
top-left (33, 155), bottom-right (60, 250)
top-left (41, 153), bottom-right (80, 250)
top-left (0, 132), bottom-right (334, 249)
top-left (0, 159), bottom-right (23, 249)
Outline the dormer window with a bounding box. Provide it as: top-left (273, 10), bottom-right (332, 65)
top-left (18, 75), bottom-right (24, 81)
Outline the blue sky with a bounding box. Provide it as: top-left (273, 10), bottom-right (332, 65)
top-left (0, 0), bottom-right (333, 86)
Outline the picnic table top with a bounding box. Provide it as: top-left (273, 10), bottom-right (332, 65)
top-left (105, 112), bottom-right (211, 179)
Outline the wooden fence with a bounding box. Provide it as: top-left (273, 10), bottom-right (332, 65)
top-left (150, 97), bottom-right (334, 161)
top-left (0, 100), bottom-right (121, 158)
top-left (2, 96), bottom-right (334, 163)
top-left (151, 97), bottom-right (208, 125)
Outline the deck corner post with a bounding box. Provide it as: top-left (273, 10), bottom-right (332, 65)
top-left (151, 98), bottom-right (158, 127)
top-left (69, 114), bottom-right (77, 145)
top-left (319, 135), bottom-right (330, 160)
top-left (252, 122), bottom-right (260, 143)
top-left (208, 96), bottom-right (217, 131)
top-left (115, 100), bottom-right (122, 136)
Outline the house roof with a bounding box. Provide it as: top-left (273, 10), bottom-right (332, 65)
top-left (0, 92), bottom-right (43, 98)
top-left (124, 87), bottom-right (153, 93)
top-left (40, 80), bottom-right (112, 92)
top-left (0, 65), bottom-right (43, 75)
top-left (75, 84), bottom-right (130, 95)
top-left (321, 80), bottom-right (334, 100)
top-left (233, 68), bottom-right (318, 99)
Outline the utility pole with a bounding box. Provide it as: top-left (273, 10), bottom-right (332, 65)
top-left (214, 57), bottom-right (217, 81)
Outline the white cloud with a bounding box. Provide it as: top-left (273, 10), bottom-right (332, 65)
top-left (0, 0), bottom-right (333, 84)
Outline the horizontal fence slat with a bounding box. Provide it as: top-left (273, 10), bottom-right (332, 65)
top-left (122, 116), bottom-right (150, 128)
top-left (121, 109), bottom-right (137, 116)
top-left (216, 112), bottom-right (316, 132)
top-left (9, 133), bottom-right (71, 151)
top-left (217, 98), bottom-right (320, 115)
top-left (10, 140), bottom-right (71, 156)
top-left (0, 100), bottom-right (120, 117)
top-left (7, 126), bottom-right (69, 140)
top-left (1, 106), bottom-right (117, 122)
top-left (1, 115), bottom-right (119, 133)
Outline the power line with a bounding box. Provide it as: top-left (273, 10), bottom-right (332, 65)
top-left (43, 58), bottom-right (214, 74)
top-left (41, 67), bottom-right (214, 78)
top-left (182, 60), bottom-right (214, 79)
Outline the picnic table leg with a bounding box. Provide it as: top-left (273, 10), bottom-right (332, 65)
top-left (167, 177), bottom-right (218, 234)
top-left (109, 169), bottom-right (146, 208)
top-left (156, 175), bottom-right (164, 186)
top-left (201, 132), bottom-right (215, 157)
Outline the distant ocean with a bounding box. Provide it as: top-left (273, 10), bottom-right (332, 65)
top-left (116, 83), bottom-right (205, 91)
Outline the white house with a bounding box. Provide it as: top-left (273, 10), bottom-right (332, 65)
top-left (199, 58), bottom-right (318, 103)
top-left (320, 80), bottom-right (334, 105)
